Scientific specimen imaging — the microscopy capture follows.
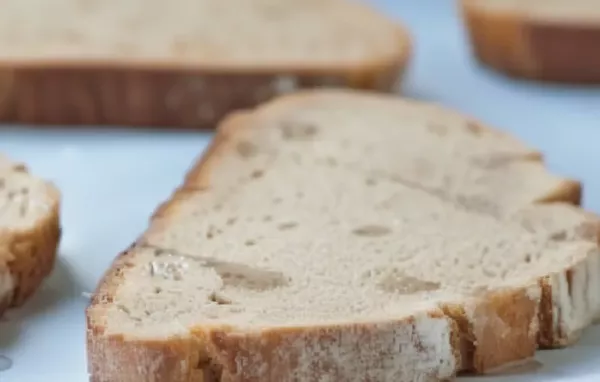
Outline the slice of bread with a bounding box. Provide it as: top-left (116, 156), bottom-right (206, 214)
top-left (87, 90), bottom-right (596, 381)
top-left (461, 0), bottom-right (600, 83)
top-left (0, 155), bottom-right (61, 316)
top-left (0, 0), bottom-right (409, 128)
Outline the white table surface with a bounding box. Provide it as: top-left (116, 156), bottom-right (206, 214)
top-left (1, 1), bottom-right (600, 380)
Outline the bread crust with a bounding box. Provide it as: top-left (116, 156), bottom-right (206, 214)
top-left (89, 288), bottom-right (460, 382)
top-left (0, 166), bottom-right (61, 316)
top-left (461, 0), bottom-right (600, 83)
top-left (88, 247), bottom-right (460, 382)
top-left (87, 91), bottom-right (595, 381)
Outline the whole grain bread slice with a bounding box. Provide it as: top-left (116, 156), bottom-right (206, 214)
top-left (0, 154), bottom-right (61, 316)
top-left (0, 0), bottom-right (409, 128)
top-left (461, 0), bottom-right (600, 83)
top-left (87, 90), bottom-right (597, 382)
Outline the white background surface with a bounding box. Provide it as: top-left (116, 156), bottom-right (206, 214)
top-left (1, 0), bottom-right (600, 380)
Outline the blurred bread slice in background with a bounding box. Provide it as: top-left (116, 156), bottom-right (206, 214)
top-left (0, 0), bottom-right (410, 128)
top-left (461, 0), bottom-right (600, 83)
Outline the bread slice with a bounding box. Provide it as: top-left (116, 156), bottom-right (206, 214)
top-left (0, 0), bottom-right (409, 128)
top-left (0, 155), bottom-right (61, 316)
top-left (87, 90), bottom-right (597, 381)
top-left (461, 0), bottom-right (600, 83)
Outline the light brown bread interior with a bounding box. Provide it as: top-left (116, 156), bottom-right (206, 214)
top-left (0, 0), bottom-right (406, 68)
top-left (0, 155), bottom-right (61, 315)
top-left (87, 90), bottom-right (597, 382)
top-left (0, 0), bottom-right (410, 127)
top-left (461, 0), bottom-right (600, 83)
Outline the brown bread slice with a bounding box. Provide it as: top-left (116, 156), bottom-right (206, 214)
top-left (0, 154), bottom-right (61, 316)
top-left (87, 90), bottom-right (597, 381)
top-left (0, 0), bottom-right (410, 128)
top-left (461, 0), bottom-right (600, 83)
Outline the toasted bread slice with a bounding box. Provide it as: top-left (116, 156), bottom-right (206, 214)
top-left (87, 90), bottom-right (596, 382)
top-left (0, 155), bottom-right (61, 316)
top-left (0, 0), bottom-right (410, 127)
top-left (461, 0), bottom-right (600, 83)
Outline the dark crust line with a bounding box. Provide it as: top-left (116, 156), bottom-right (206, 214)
top-left (86, 95), bottom-right (583, 381)
top-left (0, 64), bottom-right (403, 129)
top-left (527, 23), bottom-right (600, 83)
top-left (462, 1), bottom-right (600, 83)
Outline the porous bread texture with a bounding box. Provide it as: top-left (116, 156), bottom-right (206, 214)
top-left (461, 0), bottom-right (600, 83)
top-left (87, 90), bottom-right (596, 382)
top-left (0, 155), bottom-right (61, 316)
top-left (0, 0), bottom-right (410, 127)
top-left (0, 0), bottom-right (406, 67)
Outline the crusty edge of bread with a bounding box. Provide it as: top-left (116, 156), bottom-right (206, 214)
top-left (538, 242), bottom-right (600, 348)
top-left (0, 166), bottom-right (61, 317)
top-left (0, 26), bottom-right (410, 129)
top-left (86, 91), bottom-right (595, 381)
top-left (88, 255), bottom-right (461, 382)
top-left (460, 0), bottom-right (600, 83)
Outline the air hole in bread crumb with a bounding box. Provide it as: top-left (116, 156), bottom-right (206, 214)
top-left (471, 153), bottom-right (516, 170)
top-left (466, 121), bottom-right (483, 136)
top-left (549, 230), bottom-right (568, 241)
top-left (208, 291), bottom-right (232, 305)
top-left (524, 254), bottom-right (532, 263)
top-left (0, 179), bottom-right (4, 189)
top-left (296, 192), bottom-right (304, 199)
top-left (226, 217), bottom-right (237, 226)
top-left (352, 225), bottom-right (391, 237)
top-left (262, 215), bottom-right (272, 222)
top-left (206, 226), bottom-right (218, 240)
top-left (250, 169), bottom-right (264, 179)
top-left (365, 178), bottom-right (377, 186)
top-left (218, 265), bottom-right (290, 291)
top-left (324, 157), bottom-right (338, 167)
top-left (244, 239), bottom-right (256, 246)
top-left (277, 222), bottom-right (298, 231)
top-left (427, 123), bottom-right (447, 137)
top-left (483, 269), bottom-right (496, 277)
top-left (375, 269), bottom-right (441, 294)
top-left (273, 197), bottom-right (283, 205)
top-left (236, 141), bottom-right (259, 158)
top-left (281, 121), bottom-right (318, 140)
top-left (154, 287), bottom-right (162, 294)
